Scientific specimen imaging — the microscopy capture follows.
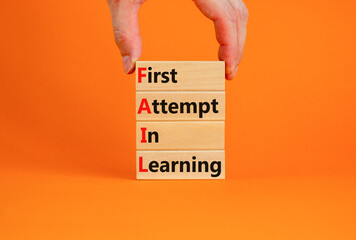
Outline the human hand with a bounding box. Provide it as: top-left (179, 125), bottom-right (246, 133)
top-left (106, 0), bottom-right (248, 80)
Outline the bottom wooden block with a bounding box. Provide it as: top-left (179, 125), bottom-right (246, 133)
top-left (136, 150), bottom-right (225, 180)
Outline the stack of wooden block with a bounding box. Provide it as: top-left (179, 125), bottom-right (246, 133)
top-left (136, 61), bottom-right (225, 179)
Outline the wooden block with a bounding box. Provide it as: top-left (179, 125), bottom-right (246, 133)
top-left (136, 121), bottom-right (224, 150)
top-left (136, 92), bottom-right (225, 121)
top-left (137, 150), bottom-right (225, 179)
top-left (136, 61), bottom-right (225, 91)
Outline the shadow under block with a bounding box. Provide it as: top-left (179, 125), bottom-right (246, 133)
top-left (136, 121), bottom-right (225, 150)
top-left (136, 61), bottom-right (225, 91)
top-left (136, 92), bottom-right (225, 121)
top-left (137, 150), bottom-right (225, 179)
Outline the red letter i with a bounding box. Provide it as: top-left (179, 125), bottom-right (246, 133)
top-left (141, 127), bottom-right (147, 143)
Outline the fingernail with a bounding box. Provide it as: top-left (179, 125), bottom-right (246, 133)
top-left (122, 55), bottom-right (134, 73)
top-left (228, 66), bottom-right (238, 80)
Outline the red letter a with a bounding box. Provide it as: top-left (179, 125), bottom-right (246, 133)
top-left (138, 98), bottom-right (151, 114)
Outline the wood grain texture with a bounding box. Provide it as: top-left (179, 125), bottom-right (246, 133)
top-left (136, 92), bottom-right (225, 121)
top-left (136, 61), bottom-right (225, 91)
top-left (137, 150), bottom-right (225, 179)
top-left (136, 121), bottom-right (225, 150)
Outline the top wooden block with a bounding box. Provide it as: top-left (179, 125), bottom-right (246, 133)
top-left (136, 61), bottom-right (225, 91)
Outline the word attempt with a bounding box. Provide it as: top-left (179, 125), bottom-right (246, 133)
top-left (138, 98), bottom-right (219, 119)
top-left (138, 67), bottom-right (178, 83)
top-left (138, 156), bottom-right (222, 177)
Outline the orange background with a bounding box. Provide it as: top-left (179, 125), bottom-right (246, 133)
top-left (1, 0), bottom-right (355, 239)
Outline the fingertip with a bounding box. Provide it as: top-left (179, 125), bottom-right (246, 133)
top-left (126, 63), bottom-right (136, 74)
top-left (122, 55), bottom-right (136, 74)
top-left (218, 44), bottom-right (238, 80)
top-left (224, 60), bottom-right (237, 80)
top-left (226, 65), bottom-right (238, 80)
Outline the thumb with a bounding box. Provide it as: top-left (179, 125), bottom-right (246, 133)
top-left (107, 0), bottom-right (145, 74)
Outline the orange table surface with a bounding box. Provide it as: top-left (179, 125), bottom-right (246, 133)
top-left (1, 169), bottom-right (355, 239)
